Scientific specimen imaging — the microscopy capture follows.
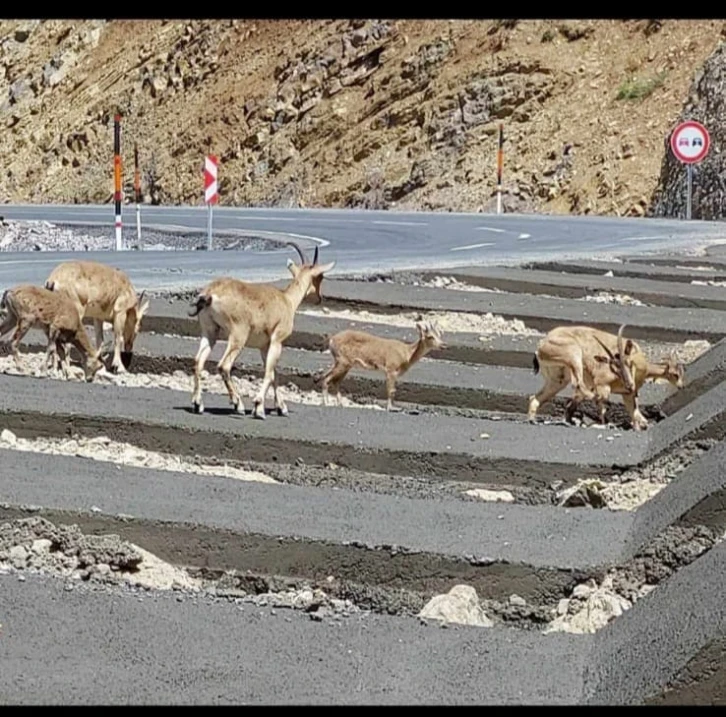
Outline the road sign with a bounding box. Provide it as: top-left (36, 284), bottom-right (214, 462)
top-left (204, 155), bottom-right (219, 204)
top-left (204, 154), bottom-right (218, 250)
top-left (670, 120), bottom-right (710, 164)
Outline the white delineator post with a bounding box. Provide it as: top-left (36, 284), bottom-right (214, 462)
top-left (204, 154), bottom-right (219, 250)
top-left (134, 142), bottom-right (142, 247)
top-left (496, 122), bottom-right (504, 215)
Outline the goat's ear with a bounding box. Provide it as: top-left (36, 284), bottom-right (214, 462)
top-left (138, 297), bottom-right (150, 316)
top-left (594, 355), bottom-right (609, 364)
top-left (624, 339), bottom-right (635, 356)
top-left (311, 260), bottom-right (336, 276)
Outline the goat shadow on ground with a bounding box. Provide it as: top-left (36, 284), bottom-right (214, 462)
top-left (174, 405), bottom-right (289, 417)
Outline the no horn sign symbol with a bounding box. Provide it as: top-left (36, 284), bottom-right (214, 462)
top-left (670, 120), bottom-right (710, 164)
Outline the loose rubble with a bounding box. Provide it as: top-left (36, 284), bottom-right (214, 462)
top-left (0, 351), bottom-right (384, 411)
top-left (0, 428), bottom-right (278, 485)
top-left (413, 275), bottom-right (500, 293)
top-left (418, 584), bottom-right (494, 627)
top-left (544, 525), bottom-right (723, 634)
top-left (303, 306), bottom-right (540, 337)
top-left (0, 218), bottom-right (281, 252)
top-left (580, 291), bottom-right (646, 307)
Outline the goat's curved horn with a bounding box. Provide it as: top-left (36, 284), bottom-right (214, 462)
top-left (313, 245), bottom-right (319, 265)
top-left (285, 241), bottom-right (307, 265)
top-left (616, 324), bottom-right (635, 392)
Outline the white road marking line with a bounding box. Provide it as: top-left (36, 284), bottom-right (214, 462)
top-left (518, 233), bottom-right (531, 239)
top-left (618, 235), bottom-right (672, 242)
top-left (371, 220), bottom-right (428, 226)
top-left (475, 226), bottom-right (506, 233)
top-left (449, 242), bottom-right (495, 252)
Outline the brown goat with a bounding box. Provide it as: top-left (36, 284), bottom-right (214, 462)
top-left (45, 260), bottom-right (149, 374)
top-left (317, 321), bottom-right (446, 411)
top-left (528, 323), bottom-right (685, 431)
top-left (0, 284), bottom-right (104, 382)
top-left (189, 241), bottom-right (335, 418)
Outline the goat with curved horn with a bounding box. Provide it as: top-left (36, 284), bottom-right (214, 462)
top-left (286, 241), bottom-right (307, 265)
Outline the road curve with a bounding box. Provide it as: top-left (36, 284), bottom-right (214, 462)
top-left (1, 203), bottom-right (725, 291)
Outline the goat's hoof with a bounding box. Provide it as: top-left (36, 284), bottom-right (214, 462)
top-left (193, 401), bottom-right (204, 414)
top-left (232, 402), bottom-right (245, 415)
top-left (277, 406), bottom-right (289, 417)
top-left (253, 403), bottom-right (266, 420)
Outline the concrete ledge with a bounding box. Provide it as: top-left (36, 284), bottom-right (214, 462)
top-left (0, 373), bottom-right (648, 486)
top-left (584, 540), bottom-right (726, 705)
top-left (525, 259), bottom-right (726, 284)
top-left (0, 572), bottom-right (589, 705)
top-left (0, 448), bottom-right (620, 599)
top-left (408, 265), bottom-right (726, 311)
top-left (307, 279), bottom-right (726, 343)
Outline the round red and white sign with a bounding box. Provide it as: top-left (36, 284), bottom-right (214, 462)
top-left (670, 120), bottom-right (710, 164)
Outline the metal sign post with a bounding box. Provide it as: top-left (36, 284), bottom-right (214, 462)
top-left (670, 120), bottom-right (710, 220)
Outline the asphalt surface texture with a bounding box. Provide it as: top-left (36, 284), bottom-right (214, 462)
top-left (1, 203), bottom-right (726, 290)
top-left (2, 206), bottom-right (726, 704)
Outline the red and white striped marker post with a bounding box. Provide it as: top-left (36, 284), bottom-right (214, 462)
top-left (204, 154), bottom-right (219, 250)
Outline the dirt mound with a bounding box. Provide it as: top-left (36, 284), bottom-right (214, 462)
top-left (0, 19), bottom-right (723, 216)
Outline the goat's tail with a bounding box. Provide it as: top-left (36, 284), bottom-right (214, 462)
top-left (188, 293), bottom-right (212, 317)
top-left (532, 353), bottom-right (540, 375)
top-left (44, 280), bottom-right (55, 291)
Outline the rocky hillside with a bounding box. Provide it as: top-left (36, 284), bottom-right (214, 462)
top-left (0, 19), bottom-right (724, 217)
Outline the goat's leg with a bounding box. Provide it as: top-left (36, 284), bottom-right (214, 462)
top-left (218, 335), bottom-right (246, 415)
top-left (527, 369), bottom-right (569, 422)
top-left (93, 319), bottom-right (111, 355)
top-left (9, 321), bottom-right (31, 372)
top-left (622, 392), bottom-right (648, 431)
top-left (191, 323), bottom-right (218, 414)
top-left (320, 361), bottom-right (351, 407)
top-left (253, 338), bottom-right (283, 419)
top-left (260, 344), bottom-right (288, 417)
top-left (110, 311), bottom-right (127, 374)
top-left (385, 370), bottom-right (400, 412)
top-left (56, 341), bottom-right (73, 380)
top-left (0, 313), bottom-right (16, 341)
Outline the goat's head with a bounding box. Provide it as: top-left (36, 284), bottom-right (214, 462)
top-left (120, 290), bottom-right (150, 369)
top-left (83, 346), bottom-right (106, 383)
top-left (594, 324), bottom-right (637, 392)
top-left (285, 242), bottom-right (336, 303)
top-left (658, 350), bottom-right (686, 388)
top-left (415, 319), bottom-right (447, 351)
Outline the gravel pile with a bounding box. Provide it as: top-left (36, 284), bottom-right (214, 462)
top-left (0, 218), bottom-right (282, 252)
top-left (303, 306), bottom-right (541, 337)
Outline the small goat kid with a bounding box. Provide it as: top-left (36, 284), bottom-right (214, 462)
top-left (0, 284), bottom-right (104, 382)
top-left (45, 260), bottom-right (150, 374)
top-left (188, 242), bottom-right (335, 418)
top-left (527, 323), bottom-right (685, 431)
top-left (318, 321), bottom-right (446, 411)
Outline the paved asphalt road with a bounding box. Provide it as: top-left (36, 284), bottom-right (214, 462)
top-left (1, 203), bottom-right (726, 290)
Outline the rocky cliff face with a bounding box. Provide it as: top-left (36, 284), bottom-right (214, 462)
top-left (0, 19), bottom-right (724, 216)
top-left (650, 41), bottom-right (726, 220)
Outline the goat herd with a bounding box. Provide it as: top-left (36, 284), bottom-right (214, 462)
top-left (0, 240), bottom-right (686, 429)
